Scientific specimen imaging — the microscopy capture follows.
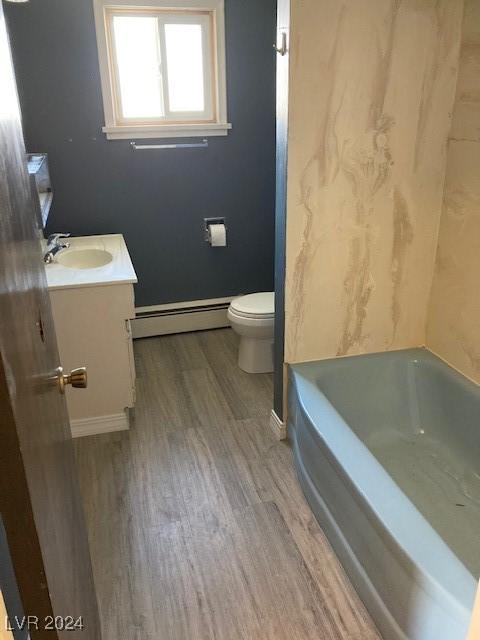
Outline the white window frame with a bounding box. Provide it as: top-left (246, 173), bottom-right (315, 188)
top-left (93, 0), bottom-right (231, 139)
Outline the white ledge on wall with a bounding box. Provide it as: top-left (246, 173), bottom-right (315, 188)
top-left (102, 122), bottom-right (232, 140)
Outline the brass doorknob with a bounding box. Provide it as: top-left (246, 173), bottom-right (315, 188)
top-left (55, 366), bottom-right (87, 394)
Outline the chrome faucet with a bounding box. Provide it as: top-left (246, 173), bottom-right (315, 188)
top-left (43, 233), bottom-right (71, 263)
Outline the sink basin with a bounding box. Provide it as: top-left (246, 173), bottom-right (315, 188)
top-left (57, 248), bottom-right (113, 269)
top-left (45, 234), bottom-right (137, 291)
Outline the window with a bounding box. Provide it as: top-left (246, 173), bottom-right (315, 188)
top-left (93, 0), bottom-right (230, 139)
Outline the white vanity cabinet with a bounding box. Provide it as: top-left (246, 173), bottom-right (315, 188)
top-left (46, 235), bottom-right (137, 437)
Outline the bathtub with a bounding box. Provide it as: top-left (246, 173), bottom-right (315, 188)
top-left (288, 348), bottom-right (479, 640)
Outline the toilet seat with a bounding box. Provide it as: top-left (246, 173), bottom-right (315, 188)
top-left (227, 307), bottom-right (273, 329)
top-left (230, 292), bottom-right (274, 319)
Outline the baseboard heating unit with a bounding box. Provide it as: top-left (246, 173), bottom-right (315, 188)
top-left (131, 297), bottom-right (235, 338)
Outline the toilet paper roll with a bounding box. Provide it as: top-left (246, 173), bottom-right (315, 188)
top-left (209, 223), bottom-right (227, 247)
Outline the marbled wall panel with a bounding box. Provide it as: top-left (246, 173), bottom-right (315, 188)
top-left (426, 0), bottom-right (480, 384)
top-left (285, 0), bottom-right (464, 363)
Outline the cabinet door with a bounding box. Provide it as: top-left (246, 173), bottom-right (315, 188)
top-left (49, 284), bottom-right (136, 425)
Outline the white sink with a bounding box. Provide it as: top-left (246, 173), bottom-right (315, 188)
top-left (45, 234), bottom-right (137, 291)
top-left (57, 248), bottom-right (113, 269)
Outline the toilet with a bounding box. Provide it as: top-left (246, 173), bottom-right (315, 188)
top-left (227, 292), bottom-right (275, 373)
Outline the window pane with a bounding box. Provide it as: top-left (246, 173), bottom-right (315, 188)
top-left (113, 16), bottom-right (164, 118)
top-left (165, 24), bottom-right (205, 112)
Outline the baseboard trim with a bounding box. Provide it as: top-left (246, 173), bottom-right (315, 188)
top-left (70, 412), bottom-right (129, 438)
top-left (135, 296), bottom-right (236, 315)
top-left (269, 409), bottom-right (287, 440)
top-left (132, 298), bottom-right (235, 338)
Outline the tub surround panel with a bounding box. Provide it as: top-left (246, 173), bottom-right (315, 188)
top-left (426, 0), bottom-right (480, 385)
top-left (285, 0), bottom-right (464, 364)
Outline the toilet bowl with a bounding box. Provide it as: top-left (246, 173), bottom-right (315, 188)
top-left (227, 292), bottom-right (275, 373)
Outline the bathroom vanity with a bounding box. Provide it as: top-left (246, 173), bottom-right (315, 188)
top-left (45, 234), bottom-right (137, 437)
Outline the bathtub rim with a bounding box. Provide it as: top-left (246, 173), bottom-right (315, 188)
top-left (288, 351), bottom-right (477, 622)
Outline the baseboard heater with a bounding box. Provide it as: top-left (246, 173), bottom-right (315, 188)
top-left (131, 297), bottom-right (234, 338)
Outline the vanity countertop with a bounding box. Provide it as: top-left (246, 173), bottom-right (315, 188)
top-left (45, 234), bottom-right (137, 291)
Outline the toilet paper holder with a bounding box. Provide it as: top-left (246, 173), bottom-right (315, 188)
top-left (204, 217), bottom-right (227, 243)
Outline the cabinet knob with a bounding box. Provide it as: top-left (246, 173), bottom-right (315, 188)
top-left (55, 366), bottom-right (87, 394)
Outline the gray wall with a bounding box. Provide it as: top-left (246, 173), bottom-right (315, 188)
top-left (5, 0), bottom-right (276, 307)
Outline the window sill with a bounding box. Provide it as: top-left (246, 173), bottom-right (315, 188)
top-left (102, 122), bottom-right (232, 140)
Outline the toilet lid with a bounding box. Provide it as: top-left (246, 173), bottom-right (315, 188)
top-left (230, 292), bottom-right (275, 318)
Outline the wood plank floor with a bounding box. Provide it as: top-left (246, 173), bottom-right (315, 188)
top-left (75, 328), bottom-right (381, 640)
